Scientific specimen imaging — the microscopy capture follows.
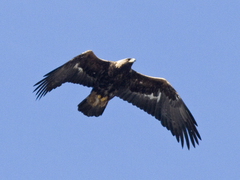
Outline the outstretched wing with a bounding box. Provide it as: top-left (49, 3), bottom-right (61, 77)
top-left (116, 70), bottom-right (201, 149)
top-left (33, 50), bottom-right (110, 99)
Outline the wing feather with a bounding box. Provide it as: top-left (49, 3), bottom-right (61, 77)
top-left (34, 50), bottom-right (110, 99)
top-left (117, 70), bottom-right (201, 149)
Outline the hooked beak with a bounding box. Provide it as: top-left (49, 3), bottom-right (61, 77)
top-left (129, 58), bottom-right (136, 63)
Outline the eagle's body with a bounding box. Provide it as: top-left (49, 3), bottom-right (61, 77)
top-left (34, 50), bottom-right (201, 149)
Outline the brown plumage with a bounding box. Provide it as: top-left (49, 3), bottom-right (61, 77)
top-left (34, 50), bottom-right (201, 149)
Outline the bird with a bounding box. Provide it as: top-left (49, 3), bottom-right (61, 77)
top-left (33, 50), bottom-right (201, 149)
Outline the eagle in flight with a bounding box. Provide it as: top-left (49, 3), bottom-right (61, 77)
top-left (34, 50), bottom-right (201, 149)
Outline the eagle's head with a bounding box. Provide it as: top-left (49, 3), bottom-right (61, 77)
top-left (115, 58), bottom-right (136, 70)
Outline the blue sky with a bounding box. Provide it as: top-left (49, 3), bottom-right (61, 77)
top-left (1, 0), bottom-right (240, 179)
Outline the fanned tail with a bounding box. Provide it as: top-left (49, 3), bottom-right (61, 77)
top-left (78, 91), bottom-right (109, 117)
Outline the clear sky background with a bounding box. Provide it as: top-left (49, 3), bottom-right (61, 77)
top-left (1, 1), bottom-right (240, 179)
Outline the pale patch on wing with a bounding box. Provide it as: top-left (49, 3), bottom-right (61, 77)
top-left (143, 91), bottom-right (161, 102)
top-left (156, 92), bottom-right (161, 102)
top-left (175, 94), bottom-right (180, 101)
top-left (73, 63), bottom-right (83, 73)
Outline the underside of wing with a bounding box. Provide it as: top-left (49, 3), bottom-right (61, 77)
top-left (116, 70), bottom-right (201, 149)
top-left (33, 50), bottom-right (110, 99)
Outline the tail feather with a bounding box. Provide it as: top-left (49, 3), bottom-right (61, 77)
top-left (78, 98), bottom-right (106, 117)
top-left (78, 91), bottom-right (109, 117)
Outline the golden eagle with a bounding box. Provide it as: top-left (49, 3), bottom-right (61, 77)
top-left (34, 50), bottom-right (201, 149)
